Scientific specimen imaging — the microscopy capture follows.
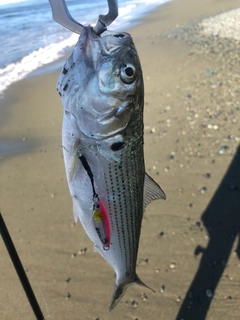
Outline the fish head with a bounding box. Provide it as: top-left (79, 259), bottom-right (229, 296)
top-left (57, 26), bottom-right (144, 139)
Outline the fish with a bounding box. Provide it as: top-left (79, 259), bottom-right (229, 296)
top-left (57, 26), bottom-right (166, 311)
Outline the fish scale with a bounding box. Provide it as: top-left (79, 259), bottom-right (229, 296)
top-left (102, 123), bottom-right (144, 277)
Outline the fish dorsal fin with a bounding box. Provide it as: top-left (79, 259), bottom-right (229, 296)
top-left (144, 173), bottom-right (166, 208)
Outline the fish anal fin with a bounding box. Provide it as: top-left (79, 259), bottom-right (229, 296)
top-left (109, 274), bottom-right (154, 312)
top-left (144, 172), bottom-right (166, 208)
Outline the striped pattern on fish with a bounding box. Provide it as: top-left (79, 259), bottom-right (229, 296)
top-left (57, 26), bottom-right (166, 311)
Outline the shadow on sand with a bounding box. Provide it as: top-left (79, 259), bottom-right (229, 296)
top-left (176, 145), bottom-right (240, 320)
top-left (0, 139), bottom-right (37, 159)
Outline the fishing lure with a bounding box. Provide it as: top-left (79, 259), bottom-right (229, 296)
top-left (79, 153), bottom-right (110, 250)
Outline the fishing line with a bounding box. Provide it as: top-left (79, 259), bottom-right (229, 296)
top-left (23, 247), bottom-right (77, 320)
top-left (77, 154), bottom-right (98, 247)
top-left (29, 272), bottom-right (68, 320)
top-left (32, 275), bottom-right (49, 317)
top-left (60, 145), bottom-right (77, 156)
top-left (78, 154), bottom-right (98, 199)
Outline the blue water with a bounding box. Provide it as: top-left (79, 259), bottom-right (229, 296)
top-left (0, 0), bottom-right (170, 94)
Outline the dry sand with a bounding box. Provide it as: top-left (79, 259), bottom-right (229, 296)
top-left (1, 0), bottom-right (240, 319)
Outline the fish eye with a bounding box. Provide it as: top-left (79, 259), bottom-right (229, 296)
top-left (120, 63), bottom-right (136, 84)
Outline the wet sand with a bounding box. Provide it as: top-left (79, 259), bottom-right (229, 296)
top-left (1, 0), bottom-right (240, 319)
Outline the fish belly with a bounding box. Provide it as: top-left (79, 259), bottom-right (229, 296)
top-left (62, 108), bottom-right (147, 310)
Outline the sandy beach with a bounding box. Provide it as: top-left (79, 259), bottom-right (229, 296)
top-left (1, 0), bottom-right (240, 319)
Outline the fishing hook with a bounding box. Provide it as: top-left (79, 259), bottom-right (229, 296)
top-left (48, 0), bottom-right (118, 35)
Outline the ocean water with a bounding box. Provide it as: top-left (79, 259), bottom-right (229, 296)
top-left (0, 0), bottom-right (170, 95)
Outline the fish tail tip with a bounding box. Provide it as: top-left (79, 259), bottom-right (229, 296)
top-left (109, 282), bottom-right (127, 312)
top-left (109, 275), bottom-right (154, 311)
top-left (136, 275), bottom-right (155, 293)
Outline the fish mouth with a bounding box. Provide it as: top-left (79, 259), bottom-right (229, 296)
top-left (89, 27), bottom-right (134, 56)
top-left (100, 30), bottom-right (129, 39)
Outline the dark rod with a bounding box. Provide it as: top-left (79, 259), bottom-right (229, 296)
top-left (0, 212), bottom-right (44, 320)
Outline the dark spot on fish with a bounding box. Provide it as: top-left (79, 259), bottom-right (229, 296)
top-left (62, 66), bottom-right (68, 74)
top-left (111, 142), bottom-right (125, 151)
top-left (63, 83), bottom-right (68, 91)
top-left (58, 91), bottom-right (62, 97)
top-left (114, 33), bottom-right (125, 38)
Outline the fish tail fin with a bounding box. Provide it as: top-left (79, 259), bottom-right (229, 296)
top-left (109, 274), bottom-right (155, 312)
top-left (136, 274), bottom-right (155, 293)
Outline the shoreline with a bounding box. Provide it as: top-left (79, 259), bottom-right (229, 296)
top-left (1, 0), bottom-right (240, 99)
top-left (1, 0), bottom-right (240, 319)
top-left (0, 0), bottom-right (171, 96)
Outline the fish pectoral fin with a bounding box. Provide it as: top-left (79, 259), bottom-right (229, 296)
top-left (69, 154), bottom-right (77, 181)
top-left (109, 274), bottom-right (154, 312)
top-left (72, 196), bottom-right (80, 223)
top-left (144, 172), bottom-right (166, 208)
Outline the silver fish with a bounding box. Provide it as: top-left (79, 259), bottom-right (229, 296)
top-left (50, 0), bottom-right (165, 311)
top-left (57, 26), bottom-right (166, 310)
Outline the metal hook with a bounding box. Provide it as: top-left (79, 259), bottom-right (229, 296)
top-left (93, 0), bottom-right (118, 34)
top-left (48, 0), bottom-right (118, 35)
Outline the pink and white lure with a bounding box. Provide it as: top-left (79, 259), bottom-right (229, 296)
top-left (93, 200), bottom-right (111, 250)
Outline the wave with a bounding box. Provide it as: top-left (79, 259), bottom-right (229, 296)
top-left (0, 0), bottom-right (27, 5)
top-left (0, 33), bottom-right (78, 95)
top-left (0, 0), bottom-right (170, 96)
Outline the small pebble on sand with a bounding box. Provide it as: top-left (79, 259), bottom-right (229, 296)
top-left (160, 285), bottom-right (165, 293)
top-left (131, 300), bottom-right (138, 308)
top-left (78, 248), bottom-right (87, 255)
top-left (201, 187), bottom-right (207, 193)
top-left (66, 292), bottom-right (71, 300)
top-left (141, 293), bottom-right (148, 301)
top-left (170, 262), bottom-right (176, 270)
top-left (218, 146), bottom-right (228, 154)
